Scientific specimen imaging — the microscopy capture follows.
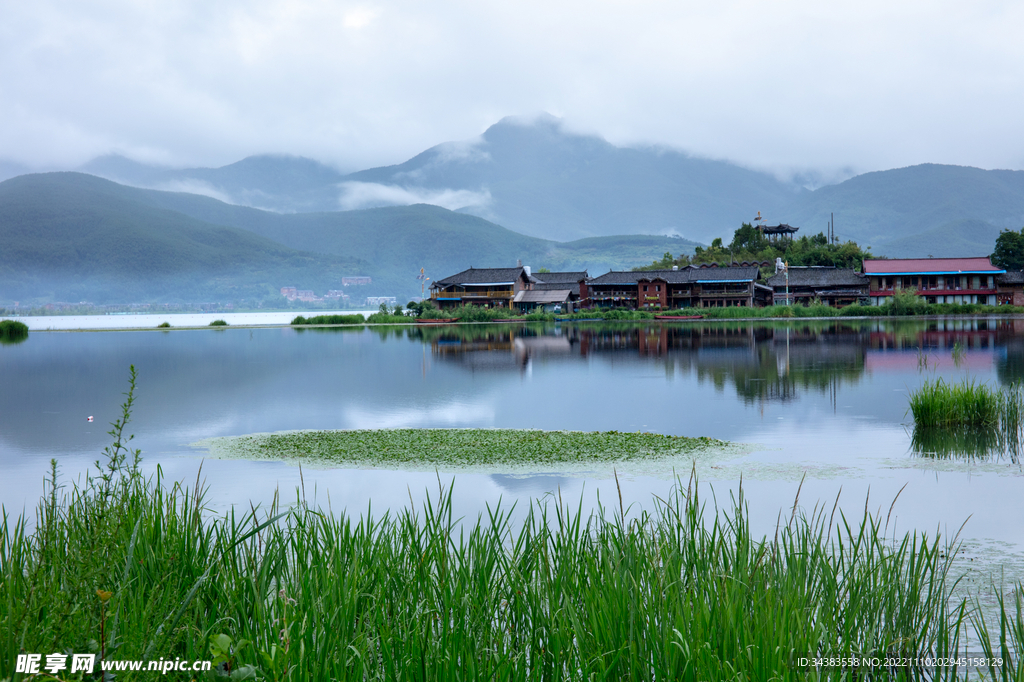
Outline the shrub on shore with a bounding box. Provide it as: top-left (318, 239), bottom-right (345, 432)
top-left (0, 319), bottom-right (29, 342)
top-left (291, 314), bottom-right (365, 326)
top-left (209, 319), bottom-right (228, 326)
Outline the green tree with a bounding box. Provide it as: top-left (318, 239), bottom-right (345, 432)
top-left (991, 228), bottom-right (1024, 270)
top-left (729, 223), bottom-right (768, 252)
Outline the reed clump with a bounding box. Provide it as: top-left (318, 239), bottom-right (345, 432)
top-left (291, 313), bottom-right (365, 325)
top-left (909, 379), bottom-right (1024, 429)
top-left (3, 371), bottom-right (1023, 680)
top-left (0, 319), bottom-right (28, 343)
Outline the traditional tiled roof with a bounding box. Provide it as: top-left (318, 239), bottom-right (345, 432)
top-left (997, 270), bottom-right (1024, 284)
top-left (863, 258), bottom-right (1004, 275)
top-left (587, 266), bottom-right (761, 286)
top-left (532, 271), bottom-right (588, 284)
top-left (532, 271), bottom-right (588, 295)
top-left (513, 290), bottom-right (572, 304)
top-left (432, 267), bottom-right (527, 287)
top-left (587, 269), bottom-right (690, 285)
top-left (690, 265), bottom-right (761, 282)
top-left (762, 223), bottom-right (799, 235)
top-left (765, 267), bottom-right (868, 289)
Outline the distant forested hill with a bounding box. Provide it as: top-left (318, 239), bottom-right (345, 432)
top-left (0, 173), bottom-right (367, 303)
top-left (784, 164), bottom-right (1024, 257)
top-left (0, 173), bottom-right (699, 304)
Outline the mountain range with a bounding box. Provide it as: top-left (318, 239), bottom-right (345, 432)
top-left (3, 114), bottom-right (1024, 304)
top-left (63, 115), bottom-right (1024, 258)
top-left (0, 173), bottom-right (697, 304)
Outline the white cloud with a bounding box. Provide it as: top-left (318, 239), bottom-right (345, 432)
top-left (153, 179), bottom-right (235, 204)
top-left (338, 181), bottom-right (492, 211)
top-left (343, 8), bottom-right (378, 29)
top-left (1, 0), bottom-right (1023, 174)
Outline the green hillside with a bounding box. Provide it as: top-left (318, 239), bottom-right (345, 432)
top-left (0, 173), bottom-right (369, 304)
top-left (0, 173), bottom-right (700, 304)
top-left (125, 180), bottom-right (700, 275)
top-left (784, 164), bottom-right (1024, 253)
top-left (873, 218), bottom-right (1005, 259)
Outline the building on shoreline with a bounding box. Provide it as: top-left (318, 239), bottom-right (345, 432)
top-left (430, 266), bottom-right (590, 311)
top-left (765, 266), bottom-right (868, 307)
top-left (996, 271), bottom-right (1024, 306)
top-left (862, 257), bottom-right (1004, 306)
top-left (581, 265), bottom-right (772, 309)
top-left (430, 266), bottom-right (534, 309)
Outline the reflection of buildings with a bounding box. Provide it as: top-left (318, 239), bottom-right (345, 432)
top-left (422, 318), bottom-right (1024, 404)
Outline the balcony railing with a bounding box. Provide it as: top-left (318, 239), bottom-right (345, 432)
top-left (432, 289), bottom-right (514, 299)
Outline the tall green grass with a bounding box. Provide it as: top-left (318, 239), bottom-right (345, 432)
top-left (908, 379), bottom-right (1024, 429)
top-left (3, 371), bottom-right (1022, 680)
top-left (291, 313), bottom-right (366, 325)
top-left (0, 319), bottom-right (28, 344)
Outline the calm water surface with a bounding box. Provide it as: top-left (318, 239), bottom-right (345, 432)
top-left (2, 318), bottom-right (1023, 583)
top-left (8, 309), bottom-right (375, 330)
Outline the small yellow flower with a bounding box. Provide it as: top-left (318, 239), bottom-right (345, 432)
top-left (96, 589), bottom-right (113, 603)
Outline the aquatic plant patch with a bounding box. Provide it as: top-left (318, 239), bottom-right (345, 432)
top-left (197, 428), bottom-right (731, 472)
top-left (908, 379), bottom-right (1024, 429)
top-left (0, 319), bottom-right (28, 343)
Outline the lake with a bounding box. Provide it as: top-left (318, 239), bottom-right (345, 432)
top-left (2, 317), bottom-right (1023, 589)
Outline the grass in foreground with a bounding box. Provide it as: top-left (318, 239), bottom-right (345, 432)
top-left (198, 429), bottom-right (729, 472)
top-left (4, 372), bottom-right (1023, 681)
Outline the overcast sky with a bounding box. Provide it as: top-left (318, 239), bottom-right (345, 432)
top-left (2, 0), bottom-right (1023, 180)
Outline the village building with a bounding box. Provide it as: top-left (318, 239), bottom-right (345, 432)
top-left (430, 266), bottom-right (534, 309)
top-left (996, 271), bottom-right (1024, 306)
top-left (765, 266), bottom-right (869, 307)
top-left (513, 270), bottom-right (589, 313)
top-left (760, 223), bottom-right (800, 243)
top-left (581, 265), bottom-right (772, 309)
top-left (862, 257), bottom-right (1004, 306)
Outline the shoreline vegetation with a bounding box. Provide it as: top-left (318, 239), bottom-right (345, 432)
top-left (0, 318), bottom-right (28, 343)
top-left (195, 429), bottom-right (733, 473)
top-left (2, 371), bottom-right (1023, 681)
top-left (291, 302), bottom-right (1024, 328)
top-left (908, 378), bottom-right (1024, 461)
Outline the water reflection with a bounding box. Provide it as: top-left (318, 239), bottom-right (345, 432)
top-left (909, 426), bottom-right (1022, 463)
top-left (398, 318), bottom-right (1020, 409)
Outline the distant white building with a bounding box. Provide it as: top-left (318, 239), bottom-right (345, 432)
top-left (366, 296), bottom-right (397, 307)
